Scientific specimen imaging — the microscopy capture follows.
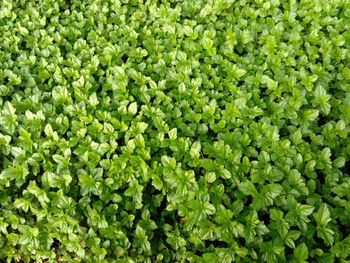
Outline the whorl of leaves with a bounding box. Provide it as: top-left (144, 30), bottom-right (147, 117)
top-left (0, 0), bottom-right (349, 262)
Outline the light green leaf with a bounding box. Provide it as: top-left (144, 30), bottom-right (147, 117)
top-left (239, 181), bottom-right (258, 196)
top-left (314, 204), bottom-right (331, 227)
top-left (128, 101), bottom-right (138, 115)
top-left (294, 243), bottom-right (308, 260)
top-left (89, 92), bottom-right (99, 107)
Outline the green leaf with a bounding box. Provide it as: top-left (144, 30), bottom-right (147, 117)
top-left (239, 181), bottom-right (258, 196)
top-left (89, 92), bottom-right (99, 107)
top-left (314, 204), bottom-right (331, 227)
top-left (128, 101), bottom-right (138, 115)
top-left (333, 157), bottom-right (345, 168)
top-left (190, 141), bottom-right (201, 158)
top-left (14, 198), bottom-right (31, 213)
top-left (26, 181), bottom-right (50, 207)
top-left (317, 227), bottom-right (335, 246)
top-left (219, 167), bottom-right (232, 180)
top-left (203, 202), bottom-right (216, 215)
top-left (294, 243), bottom-right (308, 260)
top-left (297, 204), bottom-right (315, 217)
top-left (205, 172), bottom-right (216, 183)
top-left (44, 123), bottom-right (54, 137)
top-left (52, 86), bottom-right (69, 104)
top-left (0, 165), bottom-right (29, 182)
top-left (168, 128), bottom-right (177, 140)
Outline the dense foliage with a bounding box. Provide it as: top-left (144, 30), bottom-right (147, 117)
top-left (0, 0), bottom-right (349, 262)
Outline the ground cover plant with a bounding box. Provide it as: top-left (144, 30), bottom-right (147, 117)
top-left (0, 0), bottom-right (350, 262)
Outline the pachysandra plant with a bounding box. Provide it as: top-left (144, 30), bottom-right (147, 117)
top-left (0, 0), bottom-right (349, 262)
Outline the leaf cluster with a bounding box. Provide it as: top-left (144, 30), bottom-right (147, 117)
top-left (0, 0), bottom-right (349, 262)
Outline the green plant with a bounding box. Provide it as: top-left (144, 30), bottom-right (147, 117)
top-left (0, 0), bottom-right (349, 262)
